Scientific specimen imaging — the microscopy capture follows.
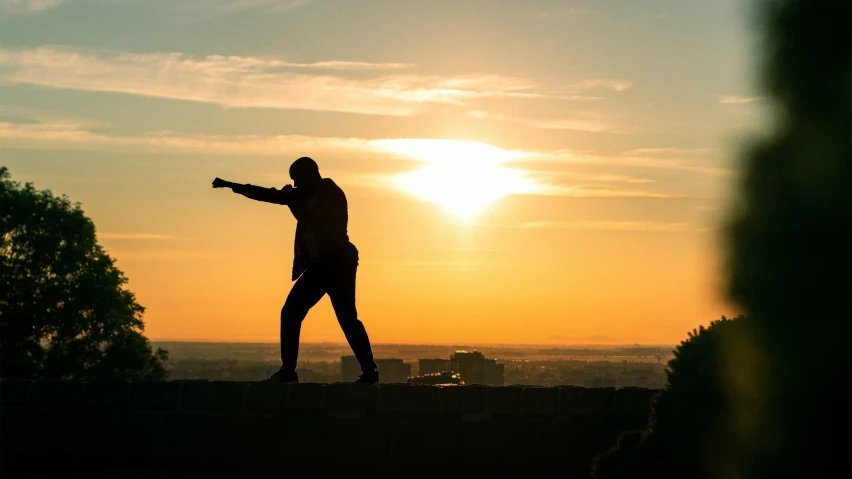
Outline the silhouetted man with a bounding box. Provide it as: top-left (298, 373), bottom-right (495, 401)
top-left (212, 157), bottom-right (379, 384)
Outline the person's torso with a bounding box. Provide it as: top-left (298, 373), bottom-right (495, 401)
top-left (291, 179), bottom-right (353, 276)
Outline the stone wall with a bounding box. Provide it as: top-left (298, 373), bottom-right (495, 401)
top-left (0, 379), bottom-right (657, 477)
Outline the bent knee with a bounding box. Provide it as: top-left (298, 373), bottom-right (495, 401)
top-left (281, 304), bottom-right (310, 322)
top-left (336, 311), bottom-right (361, 326)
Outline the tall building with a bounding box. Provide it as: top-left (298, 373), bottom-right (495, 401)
top-left (408, 371), bottom-right (463, 386)
top-left (585, 376), bottom-right (616, 388)
top-left (375, 358), bottom-right (411, 383)
top-left (450, 350), bottom-right (485, 384)
top-left (484, 358), bottom-right (505, 386)
top-left (342, 356), bottom-right (412, 383)
top-left (418, 358), bottom-right (451, 376)
top-left (507, 369), bottom-right (527, 385)
top-left (340, 355), bottom-right (360, 382)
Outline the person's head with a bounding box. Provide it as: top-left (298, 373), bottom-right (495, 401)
top-left (289, 157), bottom-right (322, 190)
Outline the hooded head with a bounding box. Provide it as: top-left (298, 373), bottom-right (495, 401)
top-left (289, 156), bottom-right (322, 193)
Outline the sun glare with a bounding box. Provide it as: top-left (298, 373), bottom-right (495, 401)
top-left (375, 139), bottom-right (539, 220)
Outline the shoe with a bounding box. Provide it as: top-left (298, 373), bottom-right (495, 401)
top-left (265, 368), bottom-right (298, 384)
top-left (356, 369), bottom-right (380, 386)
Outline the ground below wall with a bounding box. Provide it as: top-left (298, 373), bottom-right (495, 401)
top-left (1, 379), bottom-right (657, 478)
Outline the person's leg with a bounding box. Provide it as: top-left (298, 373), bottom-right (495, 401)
top-left (326, 257), bottom-right (378, 377)
top-left (280, 267), bottom-right (326, 376)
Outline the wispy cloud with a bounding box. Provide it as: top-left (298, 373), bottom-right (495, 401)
top-left (468, 109), bottom-right (624, 133)
top-left (0, 46), bottom-right (631, 120)
top-left (106, 250), bottom-right (220, 262)
top-left (0, 122), bottom-right (700, 201)
top-left (0, 121), bottom-right (371, 155)
top-left (0, 121), bottom-right (730, 179)
top-left (1, 0), bottom-right (312, 14)
top-left (0, 105), bottom-right (114, 129)
top-left (280, 60), bottom-right (414, 70)
top-left (172, 0), bottom-right (311, 18)
top-left (622, 147), bottom-right (714, 156)
top-left (563, 79), bottom-right (632, 93)
top-left (205, 0), bottom-right (310, 14)
top-left (0, 47), bottom-right (553, 116)
top-left (1, 0), bottom-right (65, 13)
top-left (535, 186), bottom-right (686, 199)
top-left (514, 220), bottom-right (697, 232)
top-left (364, 259), bottom-right (498, 272)
top-left (553, 172), bottom-right (654, 184)
top-left (717, 95), bottom-right (763, 104)
top-left (530, 147), bottom-right (734, 176)
top-left (98, 232), bottom-right (195, 240)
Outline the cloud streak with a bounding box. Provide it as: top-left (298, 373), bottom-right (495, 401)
top-left (528, 147), bottom-right (734, 176)
top-left (98, 233), bottom-right (195, 240)
top-left (204, 0), bottom-right (310, 14)
top-left (0, 46), bottom-right (631, 119)
top-left (0, 121), bottom-right (371, 155)
top-left (0, 47), bottom-right (555, 116)
top-left (1, 0), bottom-right (65, 13)
top-left (106, 250), bottom-right (220, 262)
top-left (0, 121), bottom-right (729, 180)
top-left (0, 122), bottom-right (694, 199)
top-left (718, 95), bottom-right (763, 104)
top-left (536, 186), bottom-right (686, 199)
top-left (514, 220), bottom-right (697, 232)
top-left (468, 109), bottom-right (625, 133)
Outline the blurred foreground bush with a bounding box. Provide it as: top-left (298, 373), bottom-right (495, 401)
top-left (592, 316), bottom-right (748, 479)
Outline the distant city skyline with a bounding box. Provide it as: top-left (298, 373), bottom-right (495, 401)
top-left (152, 339), bottom-right (678, 347)
top-left (159, 341), bottom-right (670, 387)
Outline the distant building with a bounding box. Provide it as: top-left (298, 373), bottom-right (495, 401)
top-left (342, 356), bottom-right (412, 383)
top-left (297, 368), bottom-right (320, 383)
top-left (340, 355), bottom-right (360, 382)
top-left (559, 369), bottom-right (586, 387)
top-left (408, 371), bottom-right (463, 386)
top-left (585, 376), bottom-right (616, 388)
top-left (484, 359), bottom-right (505, 386)
top-left (253, 365), bottom-right (281, 381)
top-left (376, 358), bottom-right (411, 383)
top-left (418, 358), bottom-right (451, 376)
top-left (507, 370), bottom-right (526, 385)
top-left (450, 350), bottom-right (485, 384)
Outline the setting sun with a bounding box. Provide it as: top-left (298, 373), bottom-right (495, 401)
top-left (377, 139), bottom-right (540, 219)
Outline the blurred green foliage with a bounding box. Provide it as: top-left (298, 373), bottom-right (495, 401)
top-left (592, 316), bottom-right (749, 479)
top-left (724, 0), bottom-right (850, 476)
top-left (594, 0), bottom-right (850, 476)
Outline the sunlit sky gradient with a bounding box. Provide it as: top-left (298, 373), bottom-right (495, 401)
top-left (1, 0), bottom-right (767, 344)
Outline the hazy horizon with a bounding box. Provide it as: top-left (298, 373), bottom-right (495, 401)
top-left (151, 339), bottom-right (677, 347)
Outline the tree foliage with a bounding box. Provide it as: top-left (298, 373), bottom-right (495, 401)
top-left (723, 0), bottom-right (851, 476)
top-left (0, 167), bottom-right (167, 380)
top-left (592, 316), bottom-right (748, 479)
top-left (595, 0), bottom-right (850, 476)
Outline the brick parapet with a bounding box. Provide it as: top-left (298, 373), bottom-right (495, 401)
top-left (1, 379), bottom-right (657, 476)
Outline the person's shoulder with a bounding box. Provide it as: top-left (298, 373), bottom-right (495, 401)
top-left (322, 178), bottom-right (344, 194)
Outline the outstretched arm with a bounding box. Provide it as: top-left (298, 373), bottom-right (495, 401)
top-left (212, 177), bottom-right (296, 205)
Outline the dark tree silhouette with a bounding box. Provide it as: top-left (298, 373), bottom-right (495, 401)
top-left (723, 0), bottom-right (851, 476)
top-left (0, 167), bottom-right (168, 380)
top-left (594, 0), bottom-right (849, 477)
top-left (591, 316), bottom-right (749, 479)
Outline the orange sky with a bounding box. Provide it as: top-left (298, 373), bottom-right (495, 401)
top-left (0, 0), bottom-right (763, 344)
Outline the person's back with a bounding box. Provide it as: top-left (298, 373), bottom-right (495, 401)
top-left (287, 177), bottom-right (352, 280)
